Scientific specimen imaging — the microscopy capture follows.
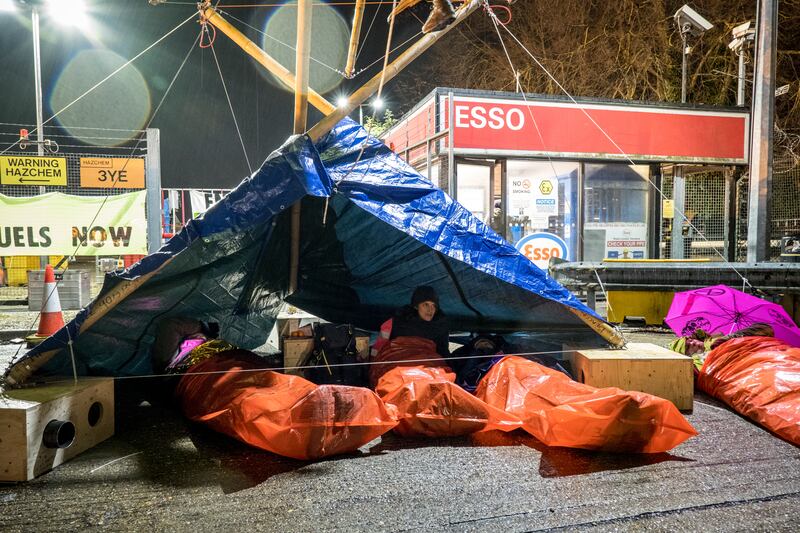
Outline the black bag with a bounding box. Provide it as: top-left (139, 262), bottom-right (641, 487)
top-left (303, 323), bottom-right (364, 386)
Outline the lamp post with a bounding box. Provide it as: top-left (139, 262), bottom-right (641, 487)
top-left (5, 0), bottom-right (88, 267)
top-left (337, 96), bottom-right (385, 125)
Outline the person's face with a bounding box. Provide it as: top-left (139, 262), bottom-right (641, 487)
top-left (415, 300), bottom-right (437, 322)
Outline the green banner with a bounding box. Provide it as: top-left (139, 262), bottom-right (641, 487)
top-left (0, 191), bottom-right (147, 255)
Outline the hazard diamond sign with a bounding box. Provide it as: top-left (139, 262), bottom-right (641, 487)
top-left (0, 156), bottom-right (67, 186)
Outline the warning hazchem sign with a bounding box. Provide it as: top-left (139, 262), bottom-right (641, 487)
top-left (0, 156), bottom-right (67, 186)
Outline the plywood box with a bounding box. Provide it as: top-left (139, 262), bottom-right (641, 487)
top-left (565, 343), bottom-right (693, 411)
top-left (282, 336), bottom-right (369, 376)
top-left (0, 378), bottom-right (115, 482)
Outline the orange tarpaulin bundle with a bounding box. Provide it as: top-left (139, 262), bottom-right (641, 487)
top-left (372, 337), bottom-right (522, 437)
top-left (376, 365), bottom-right (523, 437)
top-left (369, 336), bottom-right (450, 388)
top-left (476, 356), bottom-right (698, 453)
top-left (176, 353), bottom-right (398, 460)
top-left (698, 337), bottom-right (800, 446)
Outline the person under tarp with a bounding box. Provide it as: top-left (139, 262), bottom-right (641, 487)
top-left (698, 336), bottom-right (800, 446)
top-left (370, 289), bottom-right (697, 452)
top-left (156, 318), bottom-right (398, 461)
top-left (369, 286), bottom-right (522, 437)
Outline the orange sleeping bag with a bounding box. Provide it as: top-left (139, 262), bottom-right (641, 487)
top-left (697, 336), bottom-right (800, 446)
top-left (372, 337), bottom-right (522, 437)
top-left (176, 353), bottom-right (398, 460)
top-left (476, 356), bottom-right (698, 453)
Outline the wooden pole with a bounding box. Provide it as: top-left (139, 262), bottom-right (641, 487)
top-left (289, 0), bottom-right (313, 294)
top-left (308, 0), bottom-right (482, 142)
top-left (344, 0), bottom-right (366, 78)
top-left (201, 6), bottom-right (335, 116)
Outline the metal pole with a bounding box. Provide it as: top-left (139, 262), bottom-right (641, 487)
top-left (737, 48), bottom-right (746, 106)
top-left (144, 129), bottom-right (163, 254)
top-left (680, 33), bottom-right (688, 104)
top-left (31, 6), bottom-right (48, 269)
top-left (202, 6), bottom-right (334, 115)
top-left (32, 7), bottom-right (44, 159)
top-left (747, 0), bottom-right (777, 263)
top-left (289, 0), bottom-right (312, 294)
top-left (576, 162), bottom-right (585, 261)
top-left (673, 30), bottom-right (688, 260)
top-left (723, 168), bottom-right (737, 261)
top-left (447, 91), bottom-right (455, 198)
top-left (671, 166), bottom-right (686, 259)
top-left (307, 0), bottom-right (481, 142)
top-left (344, 0), bottom-right (366, 78)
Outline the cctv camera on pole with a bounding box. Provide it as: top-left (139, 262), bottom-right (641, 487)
top-left (728, 21), bottom-right (755, 106)
top-left (674, 4), bottom-right (714, 104)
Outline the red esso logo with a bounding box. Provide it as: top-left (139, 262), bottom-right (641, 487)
top-left (523, 244), bottom-right (561, 261)
top-left (454, 105), bottom-right (525, 130)
top-left (514, 233), bottom-right (569, 271)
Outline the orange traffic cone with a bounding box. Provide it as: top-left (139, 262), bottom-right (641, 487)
top-left (26, 264), bottom-right (66, 347)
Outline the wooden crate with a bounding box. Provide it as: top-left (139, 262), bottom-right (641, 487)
top-left (565, 343), bottom-right (693, 411)
top-left (0, 378), bottom-right (114, 482)
top-left (282, 336), bottom-right (369, 376)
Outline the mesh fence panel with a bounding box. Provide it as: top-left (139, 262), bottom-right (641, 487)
top-left (736, 158), bottom-right (800, 261)
top-left (1, 124), bottom-right (148, 304)
top-left (683, 168), bottom-right (726, 259)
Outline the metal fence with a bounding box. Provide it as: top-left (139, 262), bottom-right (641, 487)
top-left (736, 157), bottom-right (800, 261)
top-left (1, 122), bottom-right (151, 305)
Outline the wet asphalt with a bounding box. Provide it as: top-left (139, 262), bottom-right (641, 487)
top-left (1, 330), bottom-right (799, 532)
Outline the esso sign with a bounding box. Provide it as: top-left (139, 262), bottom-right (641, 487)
top-left (454, 105), bottom-right (525, 131)
top-left (515, 232), bottom-right (569, 271)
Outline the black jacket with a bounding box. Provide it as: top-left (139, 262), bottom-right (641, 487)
top-left (390, 305), bottom-right (450, 356)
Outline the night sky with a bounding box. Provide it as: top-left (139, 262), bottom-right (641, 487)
top-left (0, 0), bottom-right (426, 188)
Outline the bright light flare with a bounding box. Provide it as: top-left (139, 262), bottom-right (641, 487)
top-left (372, 98), bottom-right (384, 110)
top-left (337, 96), bottom-right (348, 108)
top-left (47, 0), bottom-right (90, 28)
top-left (0, 0), bottom-right (16, 13)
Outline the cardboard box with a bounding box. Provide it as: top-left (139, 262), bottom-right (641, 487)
top-left (565, 342), bottom-right (693, 410)
top-left (0, 378), bottom-right (115, 482)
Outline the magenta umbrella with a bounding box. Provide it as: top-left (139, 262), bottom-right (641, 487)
top-left (665, 284), bottom-right (800, 347)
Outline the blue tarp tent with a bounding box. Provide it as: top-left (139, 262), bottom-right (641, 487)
top-left (4, 119), bottom-right (612, 382)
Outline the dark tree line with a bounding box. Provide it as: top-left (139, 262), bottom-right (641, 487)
top-left (394, 0), bottom-right (800, 159)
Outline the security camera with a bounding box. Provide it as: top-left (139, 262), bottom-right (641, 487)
top-left (731, 21), bottom-right (755, 39)
top-left (674, 4), bottom-right (714, 37)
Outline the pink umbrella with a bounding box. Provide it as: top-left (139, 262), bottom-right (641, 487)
top-left (665, 284), bottom-right (800, 347)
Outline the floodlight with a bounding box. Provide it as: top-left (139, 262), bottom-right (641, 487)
top-left (674, 4), bottom-right (713, 37)
top-left (337, 96), bottom-right (348, 108)
top-left (46, 0), bottom-right (89, 27)
top-left (372, 97), bottom-right (384, 110)
top-left (0, 0), bottom-right (16, 13)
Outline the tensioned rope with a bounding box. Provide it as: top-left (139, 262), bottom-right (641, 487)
top-left (217, 7), bottom-right (423, 80)
top-left (0, 12), bottom-right (197, 157)
top-left (207, 23), bottom-right (254, 175)
top-left (4, 3), bottom-right (646, 386)
top-left (488, 6), bottom-right (754, 293)
top-left (7, 23), bottom-right (204, 372)
top-left (8, 347), bottom-right (577, 387)
top-left (484, 3), bottom-right (611, 317)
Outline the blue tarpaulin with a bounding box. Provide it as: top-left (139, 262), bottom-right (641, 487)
top-left (5, 119), bottom-right (609, 380)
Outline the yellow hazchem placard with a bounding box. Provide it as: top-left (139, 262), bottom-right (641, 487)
top-left (0, 156), bottom-right (67, 186)
top-left (662, 199), bottom-right (674, 219)
top-left (80, 157), bottom-right (145, 189)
